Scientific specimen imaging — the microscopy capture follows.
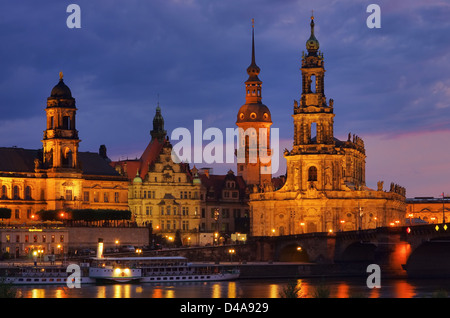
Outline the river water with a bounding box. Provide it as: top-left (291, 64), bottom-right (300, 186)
top-left (12, 277), bottom-right (450, 298)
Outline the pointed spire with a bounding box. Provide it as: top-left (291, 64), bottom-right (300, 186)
top-left (247, 18), bottom-right (260, 80)
top-left (306, 12), bottom-right (320, 56)
top-left (151, 101), bottom-right (167, 142)
top-left (251, 18), bottom-right (256, 66)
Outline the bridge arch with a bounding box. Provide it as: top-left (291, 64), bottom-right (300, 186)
top-left (339, 242), bottom-right (377, 262)
top-left (405, 237), bottom-right (450, 277)
top-left (278, 243), bottom-right (310, 262)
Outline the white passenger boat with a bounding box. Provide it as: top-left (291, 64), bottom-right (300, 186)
top-left (0, 264), bottom-right (94, 285)
top-left (88, 256), bottom-right (240, 284)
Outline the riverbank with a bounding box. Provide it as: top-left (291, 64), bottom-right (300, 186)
top-left (202, 261), bottom-right (407, 279)
top-left (0, 259), bottom-right (407, 280)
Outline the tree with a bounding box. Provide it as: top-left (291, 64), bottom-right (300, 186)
top-left (0, 208), bottom-right (11, 220)
top-left (35, 209), bottom-right (131, 222)
top-left (174, 230), bottom-right (183, 248)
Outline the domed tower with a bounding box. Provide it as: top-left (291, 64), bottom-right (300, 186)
top-left (293, 14), bottom-right (334, 153)
top-left (236, 20), bottom-right (272, 187)
top-left (42, 72), bottom-right (81, 171)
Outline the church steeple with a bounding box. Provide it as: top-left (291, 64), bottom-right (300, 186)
top-left (306, 13), bottom-right (320, 56)
top-left (236, 19), bottom-right (272, 187)
top-left (245, 19), bottom-right (262, 104)
top-left (150, 102), bottom-right (167, 142)
top-left (292, 15), bottom-right (335, 150)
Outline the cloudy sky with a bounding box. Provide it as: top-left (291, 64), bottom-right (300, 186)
top-left (0, 0), bottom-right (449, 198)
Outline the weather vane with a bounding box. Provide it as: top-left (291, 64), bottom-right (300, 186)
top-left (252, 18), bottom-right (254, 28)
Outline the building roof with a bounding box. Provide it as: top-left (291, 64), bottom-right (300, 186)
top-left (0, 147), bottom-right (121, 177)
top-left (198, 171), bottom-right (248, 201)
top-left (110, 138), bottom-right (165, 180)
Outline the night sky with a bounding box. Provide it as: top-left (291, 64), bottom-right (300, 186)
top-left (1, 1), bottom-right (449, 198)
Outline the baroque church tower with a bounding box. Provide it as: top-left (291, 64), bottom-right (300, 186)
top-left (287, 15), bottom-right (366, 192)
top-left (236, 20), bottom-right (272, 188)
top-left (42, 72), bottom-right (81, 172)
top-left (249, 16), bottom-right (406, 237)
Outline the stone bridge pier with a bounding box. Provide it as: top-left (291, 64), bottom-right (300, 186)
top-left (252, 232), bottom-right (337, 263)
top-left (250, 227), bottom-right (412, 277)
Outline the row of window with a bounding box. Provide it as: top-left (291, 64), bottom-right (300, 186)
top-left (4, 234), bottom-right (65, 244)
top-left (0, 186), bottom-right (122, 204)
top-left (83, 191), bottom-right (120, 203)
top-left (208, 208), bottom-right (248, 219)
top-left (136, 206), bottom-right (197, 217)
top-left (136, 206), bottom-right (248, 219)
top-left (6, 208), bottom-right (35, 220)
top-left (159, 220), bottom-right (190, 231)
top-left (133, 190), bottom-right (200, 200)
top-left (1, 185), bottom-right (33, 200)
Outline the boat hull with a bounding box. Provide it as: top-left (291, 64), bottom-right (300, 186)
top-left (1, 276), bottom-right (95, 285)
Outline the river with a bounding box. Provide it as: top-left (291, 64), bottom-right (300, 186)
top-left (11, 277), bottom-right (450, 298)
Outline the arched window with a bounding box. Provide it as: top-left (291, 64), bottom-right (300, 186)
top-left (25, 186), bottom-right (32, 200)
top-left (13, 186), bottom-right (20, 200)
top-left (310, 75), bottom-right (316, 93)
top-left (1, 185), bottom-right (7, 199)
top-left (62, 116), bottom-right (71, 130)
top-left (62, 149), bottom-right (73, 168)
top-left (308, 166), bottom-right (318, 182)
top-left (310, 122), bottom-right (317, 142)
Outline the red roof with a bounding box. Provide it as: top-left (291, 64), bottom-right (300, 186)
top-left (110, 138), bottom-right (165, 180)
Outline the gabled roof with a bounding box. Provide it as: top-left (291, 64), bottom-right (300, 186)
top-left (0, 147), bottom-right (39, 173)
top-left (110, 138), bottom-right (165, 180)
top-left (198, 172), bottom-right (248, 201)
top-left (0, 147), bottom-right (121, 177)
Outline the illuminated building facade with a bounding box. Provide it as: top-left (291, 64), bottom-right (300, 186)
top-left (112, 106), bottom-right (205, 245)
top-left (406, 196), bottom-right (450, 225)
top-left (0, 74), bottom-right (129, 226)
top-left (249, 17), bottom-right (406, 236)
top-left (197, 168), bottom-right (250, 237)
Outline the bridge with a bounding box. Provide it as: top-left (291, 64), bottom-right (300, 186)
top-left (249, 224), bottom-right (450, 278)
top-left (140, 224), bottom-right (450, 278)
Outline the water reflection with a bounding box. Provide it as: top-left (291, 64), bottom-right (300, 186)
top-left (393, 280), bottom-right (415, 298)
top-left (14, 277), bottom-right (450, 298)
top-left (335, 283), bottom-right (349, 298)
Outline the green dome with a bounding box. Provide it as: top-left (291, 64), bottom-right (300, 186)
top-left (306, 16), bottom-right (319, 54)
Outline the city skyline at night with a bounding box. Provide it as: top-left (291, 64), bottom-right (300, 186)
top-left (1, 1), bottom-right (450, 197)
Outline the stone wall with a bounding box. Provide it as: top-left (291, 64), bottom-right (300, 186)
top-left (67, 227), bottom-right (149, 251)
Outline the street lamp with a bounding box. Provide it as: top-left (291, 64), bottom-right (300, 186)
top-left (228, 248), bottom-right (235, 263)
top-left (214, 232), bottom-right (219, 245)
top-left (300, 222), bottom-right (305, 234)
top-left (33, 250), bottom-right (38, 266)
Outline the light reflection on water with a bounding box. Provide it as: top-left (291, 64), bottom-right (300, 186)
top-left (14, 277), bottom-right (450, 299)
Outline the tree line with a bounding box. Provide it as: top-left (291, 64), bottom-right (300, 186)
top-left (36, 209), bottom-right (131, 221)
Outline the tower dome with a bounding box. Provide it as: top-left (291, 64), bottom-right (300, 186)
top-left (306, 15), bottom-right (319, 55)
top-left (50, 72), bottom-right (72, 98)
